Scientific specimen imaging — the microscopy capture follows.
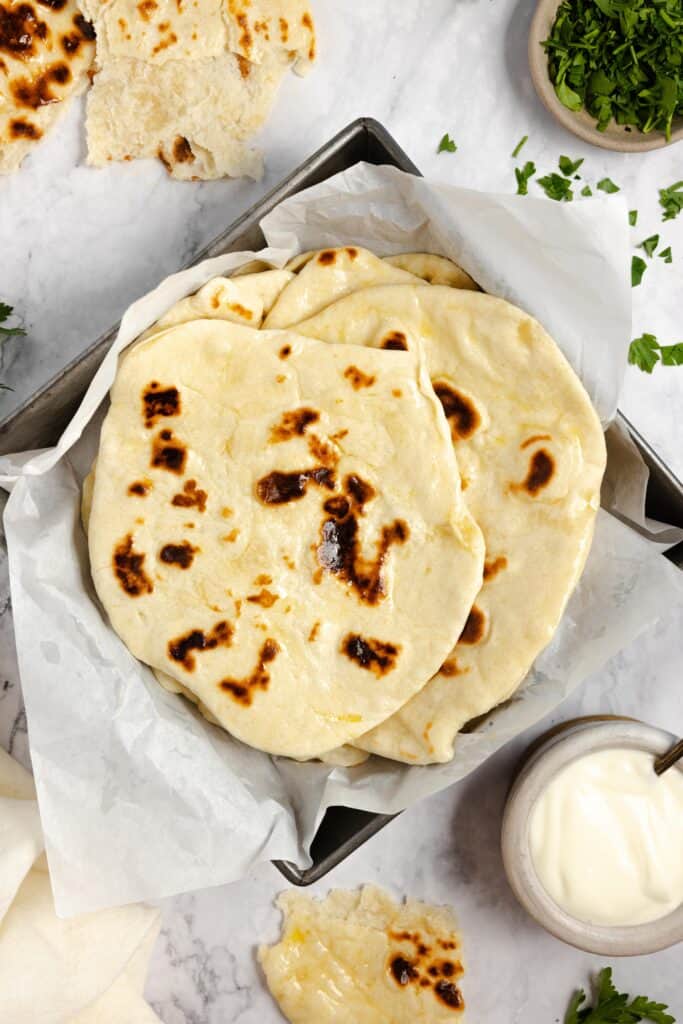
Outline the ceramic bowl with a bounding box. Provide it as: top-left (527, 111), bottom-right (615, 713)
top-left (501, 717), bottom-right (683, 955)
top-left (529, 0), bottom-right (683, 152)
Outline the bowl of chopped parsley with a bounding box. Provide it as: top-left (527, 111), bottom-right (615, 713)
top-left (529, 0), bottom-right (683, 151)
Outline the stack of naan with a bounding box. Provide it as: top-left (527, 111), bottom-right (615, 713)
top-left (1, 0), bottom-right (315, 177)
top-left (85, 246), bottom-right (606, 764)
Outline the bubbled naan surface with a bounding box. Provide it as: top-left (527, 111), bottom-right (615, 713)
top-left (263, 245), bottom-right (425, 329)
top-left (259, 886), bottom-right (465, 1023)
top-left (292, 285), bottom-right (606, 763)
top-left (0, 0), bottom-right (95, 173)
top-left (88, 319), bottom-right (484, 758)
top-left (383, 252), bottom-right (480, 291)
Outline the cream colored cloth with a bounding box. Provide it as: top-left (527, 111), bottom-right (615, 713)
top-left (0, 747), bottom-right (162, 1024)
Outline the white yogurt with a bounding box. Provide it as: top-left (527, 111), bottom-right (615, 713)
top-left (529, 747), bottom-right (683, 927)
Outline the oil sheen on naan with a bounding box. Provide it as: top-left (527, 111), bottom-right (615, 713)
top-left (87, 319), bottom-right (484, 758)
top-left (259, 886), bottom-right (465, 1023)
top-left (289, 284), bottom-right (606, 763)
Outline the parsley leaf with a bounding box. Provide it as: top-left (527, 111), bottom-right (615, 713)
top-left (559, 155), bottom-right (584, 176)
top-left (658, 245), bottom-right (673, 263)
top-left (555, 79), bottom-right (582, 112)
top-left (0, 302), bottom-right (26, 338)
top-left (511, 134), bottom-right (528, 158)
top-left (581, 185), bottom-right (593, 197)
top-left (597, 177), bottom-right (620, 194)
top-left (515, 160), bottom-right (536, 195)
top-left (629, 209), bottom-right (638, 226)
top-left (565, 967), bottom-right (676, 1023)
top-left (659, 181), bottom-right (683, 221)
top-left (629, 334), bottom-right (660, 373)
top-left (639, 234), bottom-right (660, 258)
top-left (437, 133), bottom-right (457, 154)
top-left (538, 172), bottom-right (573, 201)
top-left (660, 342), bottom-right (683, 366)
top-left (632, 255), bottom-right (647, 286)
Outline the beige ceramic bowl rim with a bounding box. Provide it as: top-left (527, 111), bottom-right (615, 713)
top-left (501, 718), bottom-right (683, 955)
top-left (528, 0), bottom-right (683, 153)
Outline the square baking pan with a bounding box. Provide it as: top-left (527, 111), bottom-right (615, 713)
top-left (1, 117), bottom-right (681, 887)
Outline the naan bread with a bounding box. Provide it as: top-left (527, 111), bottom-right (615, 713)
top-left (0, 0), bottom-right (95, 174)
top-left (291, 286), bottom-right (606, 762)
top-left (384, 253), bottom-right (479, 291)
top-left (259, 886), bottom-right (465, 1023)
top-left (225, 0), bottom-right (315, 73)
top-left (88, 319), bottom-right (484, 758)
top-left (139, 269), bottom-right (294, 338)
top-left (264, 246), bottom-right (425, 329)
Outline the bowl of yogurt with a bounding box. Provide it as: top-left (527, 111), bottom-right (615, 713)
top-left (501, 717), bottom-right (683, 954)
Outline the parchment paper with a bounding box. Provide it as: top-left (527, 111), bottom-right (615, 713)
top-left (1, 163), bottom-right (681, 916)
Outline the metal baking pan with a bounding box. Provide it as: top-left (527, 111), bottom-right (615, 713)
top-left (1, 117), bottom-right (681, 887)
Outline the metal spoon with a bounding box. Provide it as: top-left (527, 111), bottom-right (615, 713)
top-left (654, 738), bottom-right (683, 776)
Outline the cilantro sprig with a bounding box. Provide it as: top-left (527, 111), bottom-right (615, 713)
top-left (659, 181), bottom-right (683, 221)
top-left (565, 967), bottom-right (675, 1024)
top-left (515, 160), bottom-right (536, 195)
top-left (538, 172), bottom-right (574, 201)
top-left (544, 0), bottom-right (683, 140)
top-left (629, 332), bottom-right (683, 372)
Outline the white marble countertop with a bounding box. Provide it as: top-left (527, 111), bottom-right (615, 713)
top-left (1, 1), bottom-right (682, 1021)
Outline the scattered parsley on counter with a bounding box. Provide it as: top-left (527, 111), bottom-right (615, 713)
top-left (0, 303), bottom-right (25, 339)
top-left (581, 185), bottom-right (593, 197)
top-left (559, 155), bottom-right (584, 176)
top-left (658, 245), bottom-right (673, 263)
top-left (437, 133), bottom-right (457, 154)
top-left (543, 0), bottom-right (683, 140)
top-left (629, 209), bottom-right (638, 226)
top-left (629, 333), bottom-right (683, 373)
top-left (565, 966), bottom-right (676, 1023)
top-left (515, 160), bottom-right (536, 195)
top-left (597, 177), bottom-right (620, 194)
top-left (538, 172), bottom-right (573, 201)
top-left (659, 180), bottom-right (683, 221)
top-left (639, 234), bottom-right (660, 257)
top-left (511, 134), bottom-right (528, 158)
top-left (632, 255), bottom-right (647, 286)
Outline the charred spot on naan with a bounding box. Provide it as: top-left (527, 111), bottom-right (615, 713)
top-left (143, 381), bottom-right (180, 428)
top-left (269, 407), bottom-right (320, 443)
top-left (511, 448), bottom-right (555, 497)
top-left (0, 2), bottom-right (48, 59)
top-left (9, 117), bottom-right (41, 138)
top-left (483, 556), bottom-right (507, 581)
top-left (256, 467), bottom-right (334, 504)
top-left (387, 928), bottom-right (464, 1008)
top-left (159, 540), bottom-right (197, 569)
top-left (458, 605), bottom-right (486, 645)
top-left (439, 657), bottom-right (468, 677)
top-left (171, 479), bottom-right (207, 511)
top-left (520, 433), bottom-right (552, 449)
top-left (247, 588), bottom-right (278, 608)
top-left (151, 428), bottom-right (187, 474)
top-left (318, 475), bottom-right (408, 605)
top-left (317, 249), bottom-right (336, 266)
top-left (381, 330), bottom-right (408, 351)
top-left (432, 380), bottom-right (481, 441)
top-left (168, 620), bottom-right (233, 671)
top-left (301, 9), bottom-right (314, 60)
top-left (308, 621), bottom-right (320, 642)
top-left (278, 344), bottom-right (291, 359)
top-left (10, 61), bottom-right (72, 108)
top-left (344, 365), bottom-right (375, 390)
top-left (342, 633), bottom-right (400, 676)
top-left (219, 638), bottom-right (279, 706)
top-left (113, 534), bottom-right (153, 596)
top-left (128, 478), bottom-right (152, 497)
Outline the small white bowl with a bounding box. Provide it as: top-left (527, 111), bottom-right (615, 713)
top-left (501, 717), bottom-right (683, 955)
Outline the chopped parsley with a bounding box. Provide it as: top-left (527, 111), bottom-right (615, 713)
top-left (0, 303), bottom-right (26, 339)
top-left (437, 133), bottom-right (457, 154)
top-left (658, 245), bottom-right (673, 262)
top-left (639, 234), bottom-right (660, 257)
top-left (659, 181), bottom-right (683, 221)
top-left (632, 255), bottom-right (647, 286)
top-left (543, 0), bottom-right (683, 140)
top-left (515, 160), bottom-right (536, 195)
top-left (537, 172), bottom-right (574, 201)
top-left (511, 134), bottom-right (528, 158)
top-left (597, 177), bottom-right (620, 194)
top-left (629, 333), bottom-right (683, 372)
top-left (559, 155), bottom-right (584, 176)
top-left (581, 185), bottom-right (593, 197)
top-left (629, 209), bottom-right (638, 226)
top-left (565, 966), bottom-right (675, 1023)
